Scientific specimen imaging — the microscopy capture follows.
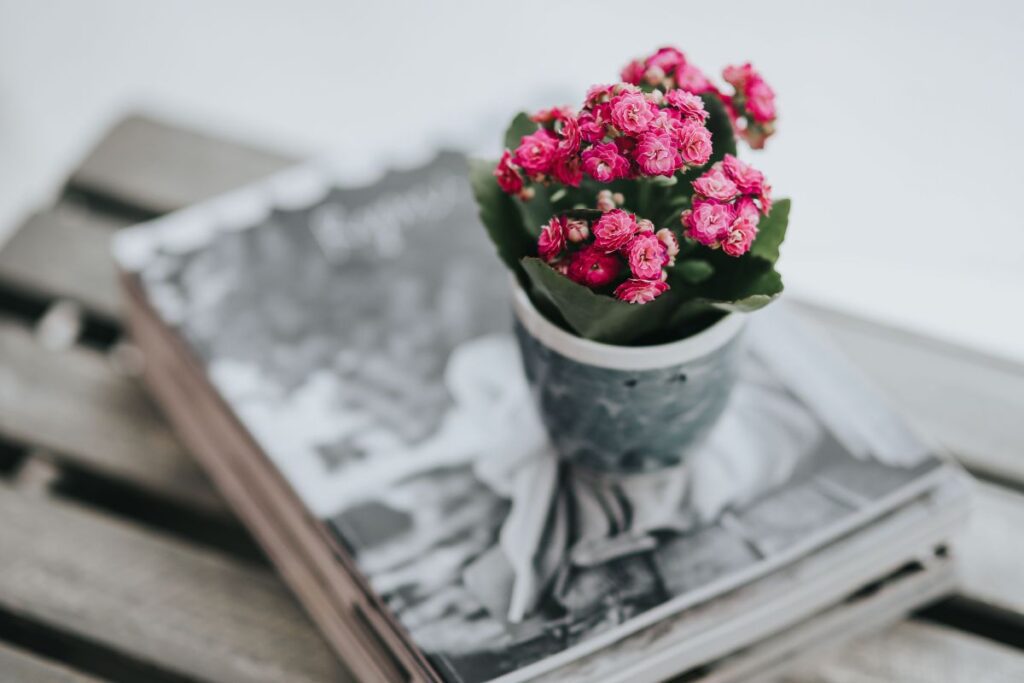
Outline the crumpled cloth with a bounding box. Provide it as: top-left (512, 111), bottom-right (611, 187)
top-left (446, 305), bottom-right (929, 624)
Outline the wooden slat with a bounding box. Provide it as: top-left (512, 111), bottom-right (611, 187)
top-left (0, 206), bottom-right (127, 322)
top-left (801, 302), bottom-right (1024, 485)
top-left (66, 114), bottom-right (295, 216)
top-left (786, 621), bottom-right (1024, 682)
top-left (957, 483), bottom-right (1024, 614)
top-left (0, 483), bottom-right (347, 683)
top-left (0, 317), bottom-right (227, 517)
top-left (0, 642), bottom-right (101, 683)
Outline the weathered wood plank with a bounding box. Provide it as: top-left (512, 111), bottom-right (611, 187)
top-left (785, 621), bottom-right (1024, 682)
top-left (66, 114), bottom-right (295, 216)
top-left (0, 317), bottom-right (227, 517)
top-left (800, 302), bottom-right (1024, 485)
top-left (0, 207), bottom-right (127, 323)
top-left (0, 642), bottom-right (101, 683)
top-left (0, 483), bottom-right (347, 683)
top-left (956, 482), bottom-right (1024, 615)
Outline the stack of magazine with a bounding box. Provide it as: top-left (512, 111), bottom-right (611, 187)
top-left (113, 152), bottom-right (972, 683)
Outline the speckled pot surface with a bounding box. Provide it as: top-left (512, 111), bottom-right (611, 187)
top-left (512, 286), bottom-right (746, 474)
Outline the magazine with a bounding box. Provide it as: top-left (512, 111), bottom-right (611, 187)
top-left (114, 153), bottom-right (969, 683)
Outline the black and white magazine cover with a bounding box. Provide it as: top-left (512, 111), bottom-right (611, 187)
top-left (114, 153), bottom-right (964, 683)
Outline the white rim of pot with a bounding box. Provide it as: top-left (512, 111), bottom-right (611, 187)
top-left (511, 282), bottom-right (746, 371)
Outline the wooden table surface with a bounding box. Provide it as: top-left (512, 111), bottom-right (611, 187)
top-left (0, 115), bottom-right (1022, 683)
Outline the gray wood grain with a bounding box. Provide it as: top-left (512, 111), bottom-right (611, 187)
top-left (785, 621), bottom-right (1024, 682)
top-left (800, 303), bottom-right (1024, 485)
top-left (0, 206), bottom-right (127, 321)
top-left (0, 642), bottom-right (102, 683)
top-left (0, 317), bottom-right (228, 517)
top-left (0, 483), bottom-right (348, 683)
top-left (957, 482), bottom-right (1024, 614)
top-left (67, 114), bottom-right (295, 216)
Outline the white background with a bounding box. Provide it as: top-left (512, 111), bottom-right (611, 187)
top-left (1, 0), bottom-right (1021, 361)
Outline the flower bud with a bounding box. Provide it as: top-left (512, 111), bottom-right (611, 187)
top-left (644, 65), bottom-right (665, 86)
top-left (566, 218), bottom-right (590, 243)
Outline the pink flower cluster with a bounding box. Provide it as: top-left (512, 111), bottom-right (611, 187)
top-left (722, 63), bottom-right (777, 149)
top-left (621, 47), bottom-right (778, 149)
top-left (620, 46), bottom-right (716, 95)
top-left (539, 191), bottom-right (679, 304)
top-left (493, 83), bottom-right (713, 196)
top-left (681, 155), bottom-right (771, 257)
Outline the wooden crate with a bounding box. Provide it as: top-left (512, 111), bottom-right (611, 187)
top-left (0, 113), bottom-right (1021, 682)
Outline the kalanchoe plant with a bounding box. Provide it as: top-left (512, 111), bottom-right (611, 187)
top-left (470, 46), bottom-right (791, 345)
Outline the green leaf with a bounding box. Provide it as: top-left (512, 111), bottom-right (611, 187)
top-left (504, 112), bottom-right (536, 152)
top-left (656, 194), bottom-right (693, 229)
top-left (513, 189), bottom-right (554, 239)
top-left (698, 253), bottom-right (784, 310)
top-left (710, 266), bottom-right (783, 312)
top-left (700, 92), bottom-right (737, 166)
top-left (676, 259), bottom-right (714, 284)
top-left (469, 158), bottom-right (534, 284)
top-left (750, 198), bottom-right (790, 264)
top-left (520, 257), bottom-right (679, 345)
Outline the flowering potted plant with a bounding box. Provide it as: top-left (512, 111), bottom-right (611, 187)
top-left (470, 47), bottom-right (790, 472)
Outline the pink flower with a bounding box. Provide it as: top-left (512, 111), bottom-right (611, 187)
top-left (722, 217), bottom-right (758, 257)
top-left (513, 128), bottom-right (558, 176)
top-left (722, 154), bottom-right (764, 194)
top-left (723, 63), bottom-right (757, 89)
top-left (551, 154), bottom-right (582, 187)
top-left (634, 132), bottom-right (681, 177)
top-left (493, 150), bottom-right (523, 194)
top-left (620, 60), bottom-right (645, 86)
top-left (614, 134), bottom-right (637, 158)
top-left (648, 110), bottom-right (681, 139)
top-left (592, 209), bottom-right (638, 251)
top-left (556, 115), bottom-right (582, 158)
top-left (676, 120), bottom-right (713, 167)
top-left (645, 47), bottom-right (686, 77)
top-left (734, 196), bottom-right (761, 224)
top-left (582, 143), bottom-right (631, 182)
top-left (565, 218), bottom-right (589, 243)
top-left (531, 106), bottom-right (573, 124)
top-left (578, 104), bottom-right (610, 143)
top-left (745, 79), bottom-right (777, 123)
top-left (682, 200), bottom-right (735, 246)
top-left (722, 63), bottom-right (778, 148)
top-left (610, 91), bottom-right (656, 135)
top-left (743, 126), bottom-right (771, 150)
top-left (665, 89), bottom-right (708, 122)
top-left (537, 217), bottom-right (566, 262)
top-left (626, 232), bottom-right (667, 280)
top-left (656, 228), bottom-right (680, 266)
top-left (585, 84), bottom-right (614, 106)
top-left (692, 166), bottom-right (739, 202)
top-left (675, 63), bottom-right (714, 94)
top-left (758, 181), bottom-right (773, 215)
top-left (568, 245), bottom-right (622, 288)
top-left (614, 278), bottom-right (669, 304)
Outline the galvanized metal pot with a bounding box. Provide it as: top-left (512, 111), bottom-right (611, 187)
top-left (512, 284), bottom-right (746, 474)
